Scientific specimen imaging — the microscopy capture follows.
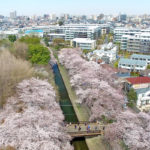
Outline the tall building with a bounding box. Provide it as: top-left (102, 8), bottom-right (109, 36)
top-left (10, 11), bottom-right (17, 19)
top-left (64, 14), bottom-right (69, 20)
top-left (50, 13), bottom-right (56, 20)
top-left (118, 14), bottom-right (127, 22)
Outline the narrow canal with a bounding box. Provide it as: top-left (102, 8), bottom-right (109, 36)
top-left (52, 64), bottom-right (89, 150)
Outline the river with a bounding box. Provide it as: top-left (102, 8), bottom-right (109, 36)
top-left (52, 63), bottom-right (89, 150)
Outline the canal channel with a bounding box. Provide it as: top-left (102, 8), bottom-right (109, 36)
top-left (52, 63), bottom-right (89, 150)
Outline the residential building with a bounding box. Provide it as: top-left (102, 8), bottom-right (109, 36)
top-left (71, 38), bottom-right (96, 50)
top-left (114, 27), bottom-right (141, 42)
top-left (118, 14), bottom-right (127, 22)
top-left (135, 87), bottom-right (150, 110)
top-left (118, 58), bottom-right (147, 71)
top-left (121, 33), bottom-right (150, 53)
top-left (121, 35), bottom-right (130, 50)
top-left (10, 11), bottom-right (17, 19)
top-left (131, 54), bottom-right (150, 65)
top-left (49, 13), bottom-right (56, 20)
top-left (125, 77), bottom-right (150, 90)
top-left (87, 42), bottom-right (117, 63)
top-left (124, 77), bottom-right (150, 110)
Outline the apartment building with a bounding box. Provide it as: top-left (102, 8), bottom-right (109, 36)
top-left (121, 33), bottom-right (150, 53)
top-left (71, 38), bottom-right (96, 50)
top-left (131, 54), bottom-right (150, 65)
top-left (118, 58), bottom-right (147, 71)
top-left (114, 27), bottom-right (141, 42)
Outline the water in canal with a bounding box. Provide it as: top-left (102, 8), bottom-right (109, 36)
top-left (52, 64), bottom-right (89, 150)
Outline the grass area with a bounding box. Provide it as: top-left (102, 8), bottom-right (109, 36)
top-left (86, 137), bottom-right (111, 150)
top-left (58, 63), bottom-right (110, 150)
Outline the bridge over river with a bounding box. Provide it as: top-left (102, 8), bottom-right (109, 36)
top-left (66, 122), bottom-right (105, 138)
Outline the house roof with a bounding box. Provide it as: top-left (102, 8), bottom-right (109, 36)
top-left (135, 87), bottom-right (150, 95)
top-left (126, 77), bottom-right (150, 85)
top-left (119, 58), bottom-right (147, 66)
top-left (131, 54), bottom-right (150, 60)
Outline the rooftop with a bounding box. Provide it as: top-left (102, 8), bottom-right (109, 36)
top-left (135, 87), bottom-right (150, 95)
top-left (126, 76), bottom-right (150, 85)
top-left (119, 58), bottom-right (147, 66)
top-left (72, 38), bottom-right (96, 43)
top-left (25, 30), bottom-right (43, 34)
top-left (131, 54), bottom-right (150, 60)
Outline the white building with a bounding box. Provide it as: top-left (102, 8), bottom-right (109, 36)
top-left (125, 76), bottom-right (150, 110)
top-left (114, 27), bottom-right (141, 42)
top-left (49, 13), bottom-right (56, 20)
top-left (121, 33), bottom-right (150, 53)
top-left (10, 11), bottom-right (17, 19)
top-left (118, 58), bottom-right (147, 71)
top-left (131, 54), bottom-right (150, 65)
top-left (87, 42), bottom-right (117, 63)
top-left (0, 29), bottom-right (19, 39)
top-left (136, 88), bottom-right (150, 109)
top-left (71, 38), bottom-right (96, 50)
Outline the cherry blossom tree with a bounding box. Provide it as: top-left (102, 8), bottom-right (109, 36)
top-left (0, 78), bottom-right (73, 150)
top-left (59, 48), bottom-right (150, 150)
top-left (105, 111), bottom-right (150, 150)
top-left (58, 48), bottom-right (124, 120)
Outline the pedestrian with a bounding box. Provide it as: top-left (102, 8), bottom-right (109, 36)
top-left (88, 125), bottom-right (90, 130)
top-left (95, 126), bottom-right (97, 131)
top-left (78, 126), bottom-right (81, 131)
top-left (74, 124), bottom-right (77, 129)
top-left (79, 127), bottom-right (81, 131)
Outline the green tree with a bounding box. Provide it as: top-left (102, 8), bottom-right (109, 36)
top-left (44, 37), bottom-right (49, 46)
top-left (8, 35), bottom-right (16, 42)
top-left (28, 44), bottom-right (50, 64)
top-left (58, 20), bottom-right (64, 26)
top-left (147, 65), bottom-right (150, 69)
top-left (127, 88), bottom-right (137, 108)
top-left (114, 60), bottom-right (119, 68)
top-left (19, 36), bottom-right (40, 44)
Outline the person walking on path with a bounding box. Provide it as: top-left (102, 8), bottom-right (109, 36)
top-left (74, 124), bottom-right (77, 129)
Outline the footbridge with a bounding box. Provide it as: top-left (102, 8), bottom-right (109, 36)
top-left (66, 122), bottom-right (105, 138)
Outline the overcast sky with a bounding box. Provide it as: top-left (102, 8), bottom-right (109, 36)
top-left (0, 0), bottom-right (150, 16)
